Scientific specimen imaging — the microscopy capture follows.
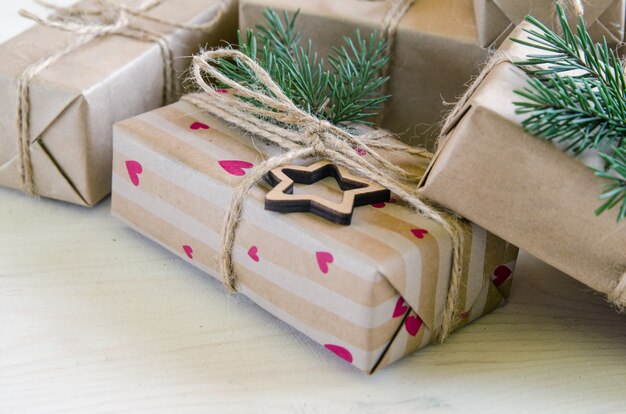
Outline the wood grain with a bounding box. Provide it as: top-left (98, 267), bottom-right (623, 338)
top-left (265, 161), bottom-right (391, 225)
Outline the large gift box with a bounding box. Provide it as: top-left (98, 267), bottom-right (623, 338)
top-left (0, 0), bottom-right (237, 206)
top-left (111, 98), bottom-right (518, 373)
top-left (473, 0), bottom-right (626, 48)
top-left (239, 0), bottom-right (489, 150)
top-left (420, 23), bottom-right (626, 307)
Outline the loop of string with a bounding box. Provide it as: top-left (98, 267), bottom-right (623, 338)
top-left (15, 0), bottom-right (227, 196)
top-left (183, 48), bottom-right (465, 342)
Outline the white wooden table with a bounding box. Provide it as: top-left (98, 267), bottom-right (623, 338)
top-left (1, 2), bottom-right (626, 413)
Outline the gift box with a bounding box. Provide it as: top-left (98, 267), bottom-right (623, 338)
top-left (239, 0), bottom-right (489, 150)
top-left (111, 98), bottom-right (518, 373)
top-left (473, 0), bottom-right (625, 48)
top-left (0, 0), bottom-right (237, 206)
top-left (419, 23), bottom-right (626, 307)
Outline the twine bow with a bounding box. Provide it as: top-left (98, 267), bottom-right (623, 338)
top-left (183, 48), bottom-right (468, 342)
top-left (16, 0), bottom-right (227, 196)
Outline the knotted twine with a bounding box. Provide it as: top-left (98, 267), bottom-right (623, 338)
top-left (16, 0), bottom-right (227, 196)
top-left (439, 0), bottom-right (626, 310)
top-left (182, 49), bottom-right (471, 342)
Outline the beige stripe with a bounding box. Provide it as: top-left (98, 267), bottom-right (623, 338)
top-left (112, 192), bottom-right (405, 352)
top-left (112, 155), bottom-right (398, 307)
top-left (132, 106), bottom-right (449, 325)
top-left (116, 114), bottom-right (451, 310)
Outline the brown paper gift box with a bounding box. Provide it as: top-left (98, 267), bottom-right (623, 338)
top-left (239, 0), bottom-right (488, 150)
top-left (0, 0), bottom-right (237, 207)
top-left (110, 98), bottom-right (519, 373)
top-left (473, 0), bottom-right (626, 48)
top-left (420, 23), bottom-right (626, 305)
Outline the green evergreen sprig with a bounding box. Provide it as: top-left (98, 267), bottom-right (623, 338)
top-left (512, 4), bottom-right (626, 221)
top-left (211, 9), bottom-right (390, 127)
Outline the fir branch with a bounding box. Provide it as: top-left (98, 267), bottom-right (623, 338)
top-left (512, 4), bottom-right (626, 221)
top-left (595, 148), bottom-right (626, 221)
top-left (209, 8), bottom-right (390, 127)
top-left (328, 31), bottom-right (390, 124)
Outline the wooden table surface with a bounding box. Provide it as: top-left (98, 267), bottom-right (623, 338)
top-left (1, 2), bottom-right (626, 413)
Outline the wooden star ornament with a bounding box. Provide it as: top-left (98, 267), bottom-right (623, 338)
top-left (264, 161), bottom-right (391, 225)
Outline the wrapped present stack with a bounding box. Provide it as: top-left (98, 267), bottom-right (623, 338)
top-left (9, 0), bottom-right (626, 374)
top-left (0, 0), bottom-right (237, 206)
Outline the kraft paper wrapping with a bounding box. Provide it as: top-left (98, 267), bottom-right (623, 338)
top-left (110, 99), bottom-right (518, 373)
top-left (420, 23), bottom-right (626, 305)
top-left (239, 0), bottom-right (488, 151)
top-left (474, 0), bottom-right (626, 48)
top-left (0, 0), bottom-right (237, 207)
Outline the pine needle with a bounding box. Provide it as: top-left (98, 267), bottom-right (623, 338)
top-left (210, 9), bottom-right (390, 127)
top-left (512, 4), bottom-right (626, 222)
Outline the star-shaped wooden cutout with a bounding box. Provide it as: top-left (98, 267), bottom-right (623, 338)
top-left (264, 161), bottom-right (391, 225)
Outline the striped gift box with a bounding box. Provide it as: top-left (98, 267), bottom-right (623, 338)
top-left (111, 99), bottom-right (518, 373)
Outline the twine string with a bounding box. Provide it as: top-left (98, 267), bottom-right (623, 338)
top-left (15, 0), bottom-right (227, 195)
top-left (374, 0), bottom-right (416, 125)
top-left (183, 48), bottom-right (466, 342)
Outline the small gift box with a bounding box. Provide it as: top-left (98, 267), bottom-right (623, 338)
top-left (473, 0), bottom-right (625, 48)
top-left (0, 0), bottom-right (237, 206)
top-left (420, 23), bottom-right (626, 307)
top-left (111, 94), bottom-right (518, 372)
top-left (239, 0), bottom-right (489, 150)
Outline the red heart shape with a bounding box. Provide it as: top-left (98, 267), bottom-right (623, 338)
top-left (371, 197), bottom-right (397, 209)
top-left (324, 344), bottom-right (353, 363)
top-left (219, 160), bottom-right (254, 176)
top-left (316, 251), bottom-right (334, 274)
top-left (411, 228), bottom-right (429, 239)
top-left (392, 296), bottom-right (408, 318)
top-left (125, 160), bottom-right (143, 186)
top-left (248, 245), bottom-right (260, 262)
top-left (183, 245), bottom-right (193, 259)
top-left (215, 88), bottom-right (229, 94)
top-left (404, 315), bottom-right (423, 336)
top-left (355, 147), bottom-right (367, 156)
top-left (492, 265), bottom-right (512, 287)
top-left (190, 121), bottom-right (210, 130)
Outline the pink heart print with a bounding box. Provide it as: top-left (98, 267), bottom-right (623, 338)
top-left (404, 314), bottom-right (423, 336)
top-left (324, 344), bottom-right (353, 363)
top-left (219, 160), bottom-right (254, 176)
top-left (355, 147), bottom-right (367, 156)
top-left (492, 265), bottom-right (512, 287)
top-left (248, 246), bottom-right (260, 262)
top-left (125, 160), bottom-right (143, 187)
top-left (411, 228), bottom-right (429, 239)
top-left (189, 121), bottom-right (210, 130)
top-left (316, 251), bottom-right (334, 274)
top-left (371, 197), bottom-right (397, 209)
top-left (392, 297), bottom-right (409, 318)
top-left (183, 245), bottom-right (193, 259)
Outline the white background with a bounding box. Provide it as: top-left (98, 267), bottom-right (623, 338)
top-left (1, 1), bottom-right (625, 413)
